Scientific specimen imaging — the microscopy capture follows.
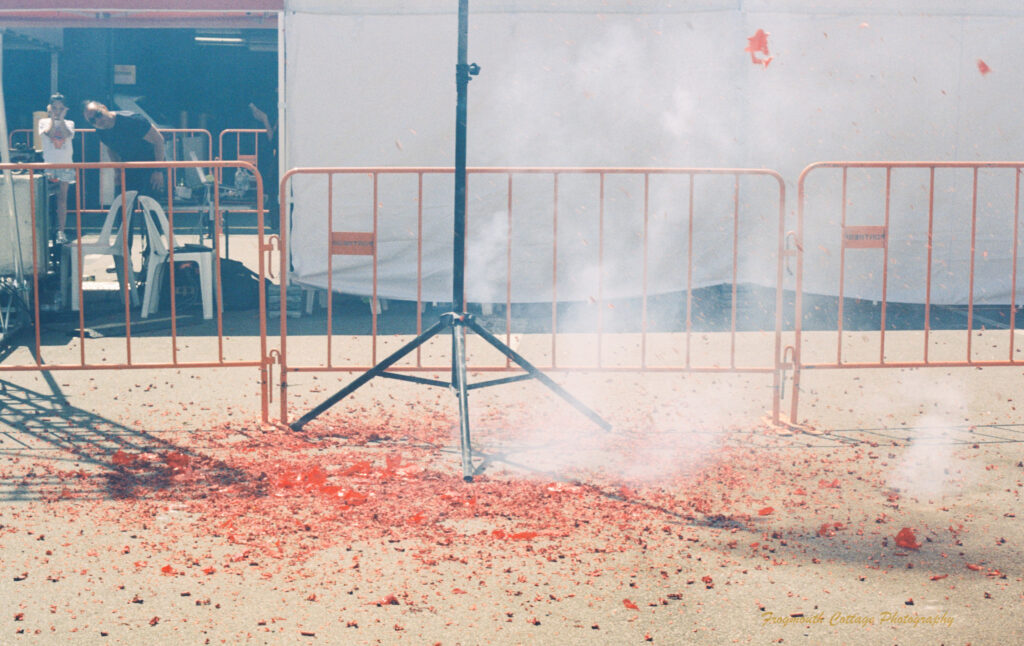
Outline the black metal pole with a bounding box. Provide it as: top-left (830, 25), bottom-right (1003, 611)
top-left (453, 0), bottom-right (469, 314)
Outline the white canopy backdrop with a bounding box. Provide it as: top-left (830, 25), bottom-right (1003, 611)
top-left (282, 0), bottom-right (1024, 305)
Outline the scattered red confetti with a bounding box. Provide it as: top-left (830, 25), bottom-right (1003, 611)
top-left (930, 574), bottom-right (948, 581)
top-left (111, 450), bottom-right (136, 467)
top-left (160, 565), bottom-right (178, 575)
top-left (149, 616), bottom-right (160, 626)
top-left (978, 59), bottom-right (991, 75)
top-left (818, 522), bottom-right (844, 537)
top-left (966, 563), bottom-right (984, 571)
top-left (342, 488), bottom-right (368, 505)
top-left (745, 29), bottom-right (773, 67)
top-left (623, 599), bottom-right (639, 610)
top-left (14, 613), bottom-right (24, 621)
top-left (164, 451), bottom-right (190, 471)
top-left (372, 594), bottom-right (399, 606)
top-left (757, 506), bottom-right (774, 516)
top-left (341, 461), bottom-right (373, 477)
top-left (818, 478), bottom-right (840, 489)
top-left (895, 527), bottom-right (922, 550)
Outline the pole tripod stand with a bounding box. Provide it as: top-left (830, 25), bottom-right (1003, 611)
top-left (290, 0), bottom-right (611, 481)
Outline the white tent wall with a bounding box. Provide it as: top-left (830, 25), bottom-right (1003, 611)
top-left (283, 0), bottom-right (1024, 305)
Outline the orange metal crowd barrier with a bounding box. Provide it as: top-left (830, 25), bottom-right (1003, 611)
top-left (275, 166), bottom-right (788, 425)
top-left (0, 160), bottom-right (272, 421)
top-left (8, 128), bottom-right (34, 150)
top-left (789, 161), bottom-right (1024, 423)
top-left (12, 128), bottom-right (214, 217)
top-left (217, 128), bottom-right (267, 200)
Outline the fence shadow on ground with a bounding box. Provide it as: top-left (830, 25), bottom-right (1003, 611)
top-left (0, 375), bottom-right (259, 503)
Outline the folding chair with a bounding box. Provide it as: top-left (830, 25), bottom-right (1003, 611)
top-left (136, 195), bottom-right (216, 320)
top-left (65, 191), bottom-right (140, 312)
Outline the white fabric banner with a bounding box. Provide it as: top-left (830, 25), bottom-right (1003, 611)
top-left (284, 2), bottom-right (1024, 305)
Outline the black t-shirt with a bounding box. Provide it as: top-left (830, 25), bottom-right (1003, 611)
top-left (96, 111), bottom-right (155, 162)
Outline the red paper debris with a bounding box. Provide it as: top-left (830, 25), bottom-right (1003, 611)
top-left (165, 451), bottom-right (190, 471)
top-left (623, 599), bottom-right (639, 610)
top-left (372, 594), bottom-right (399, 606)
top-left (745, 29), bottom-right (773, 66)
top-left (758, 506), bottom-right (774, 516)
top-left (111, 450), bottom-right (135, 467)
top-left (930, 574), bottom-right (948, 580)
top-left (895, 527), bottom-right (922, 550)
top-left (977, 59), bottom-right (991, 75)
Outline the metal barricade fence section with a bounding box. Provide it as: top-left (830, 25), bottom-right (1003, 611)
top-left (0, 160), bottom-right (271, 420)
top-left (278, 167), bottom-right (789, 424)
top-left (791, 162), bottom-right (1024, 422)
top-left (6, 157), bottom-right (1024, 428)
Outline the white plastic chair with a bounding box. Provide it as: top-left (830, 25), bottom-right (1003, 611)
top-left (136, 195), bottom-right (216, 320)
top-left (66, 191), bottom-right (140, 312)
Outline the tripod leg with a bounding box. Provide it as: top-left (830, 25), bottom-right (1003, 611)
top-left (451, 320), bottom-right (474, 481)
top-left (465, 317), bottom-right (612, 431)
top-left (291, 317), bottom-right (449, 431)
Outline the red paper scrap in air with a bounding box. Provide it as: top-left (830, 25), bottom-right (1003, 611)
top-left (977, 59), bottom-right (991, 75)
top-left (758, 506), bottom-right (774, 516)
top-left (745, 29), bottom-right (773, 66)
top-left (623, 599), bottom-right (639, 610)
top-left (895, 527), bottom-right (922, 550)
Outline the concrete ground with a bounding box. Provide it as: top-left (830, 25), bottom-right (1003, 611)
top-left (0, 233), bottom-right (1021, 645)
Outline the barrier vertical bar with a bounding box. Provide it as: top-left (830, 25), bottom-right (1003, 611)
top-left (551, 172), bottom-right (559, 367)
top-left (837, 167), bottom-right (848, 364)
top-left (879, 166), bottom-right (892, 363)
top-left (119, 167), bottom-right (133, 366)
top-left (415, 172), bottom-right (424, 367)
top-left (279, 171), bottom-right (289, 425)
top-left (29, 171), bottom-right (41, 357)
top-left (790, 167), bottom-right (808, 425)
top-left (168, 174), bottom-right (180, 360)
top-left (730, 173), bottom-right (739, 368)
top-left (505, 172), bottom-right (513, 365)
top-left (968, 167), bottom-right (979, 361)
top-left (686, 173), bottom-right (694, 369)
top-left (597, 171), bottom-right (606, 368)
top-left (326, 173), bottom-right (335, 368)
top-left (771, 172), bottom-right (786, 423)
top-left (1011, 169), bottom-right (1021, 358)
top-left (641, 173), bottom-right (650, 369)
top-left (925, 167), bottom-right (935, 362)
top-left (371, 171), bottom-right (379, 364)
